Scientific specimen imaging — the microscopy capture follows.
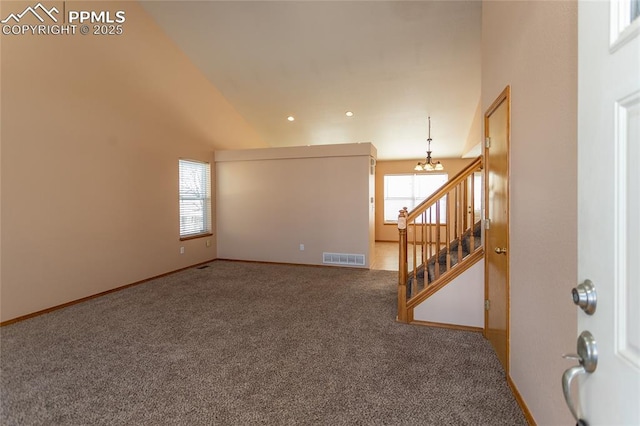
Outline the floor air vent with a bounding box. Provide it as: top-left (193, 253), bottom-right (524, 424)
top-left (323, 252), bottom-right (365, 266)
top-left (196, 265), bottom-right (210, 270)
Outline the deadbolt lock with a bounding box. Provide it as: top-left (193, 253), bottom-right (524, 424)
top-left (571, 280), bottom-right (597, 315)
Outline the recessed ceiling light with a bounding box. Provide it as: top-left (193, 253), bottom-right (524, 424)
top-left (287, 116), bottom-right (295, 122)
top-left (345, 111), bottom-right (354, 117)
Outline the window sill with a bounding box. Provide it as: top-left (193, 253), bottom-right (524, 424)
top-left (180, 232), bottom-right (213, 242)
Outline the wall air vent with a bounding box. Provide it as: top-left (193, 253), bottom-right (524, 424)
top-left (322, 252), bottom-right (365, 266)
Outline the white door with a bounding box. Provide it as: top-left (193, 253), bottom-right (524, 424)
top-left (574, 0), bottom-right (640, 425)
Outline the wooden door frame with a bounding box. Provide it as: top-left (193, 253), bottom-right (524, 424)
top-left (484, 85), bottom-right (511, 373)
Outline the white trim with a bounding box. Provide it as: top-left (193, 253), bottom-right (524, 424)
top-left (614, 91), bottom-right (640, 369)
top-left (610, 0), bottom-right (640, 52)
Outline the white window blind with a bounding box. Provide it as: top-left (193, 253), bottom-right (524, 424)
top-left (383, 173), bottom-right (448, 222)
top-left (179, 159), bottom-right (211, 238)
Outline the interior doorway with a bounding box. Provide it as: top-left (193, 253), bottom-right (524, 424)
top-left (484, 86), bottom-right (511, 372)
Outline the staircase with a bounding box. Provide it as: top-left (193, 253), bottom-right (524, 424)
top-left (407, 220), bottom-right (482, 296)
top-left (397, 156), bottom-right (484, 323)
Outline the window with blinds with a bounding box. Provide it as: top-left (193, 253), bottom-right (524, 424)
top-left (179, 159), bottom-right (211, 239)
top-left (383, 173), bottom-right (448, 223)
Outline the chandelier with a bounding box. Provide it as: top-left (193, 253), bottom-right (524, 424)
top-left (414, 116), bottom-right (444, 171)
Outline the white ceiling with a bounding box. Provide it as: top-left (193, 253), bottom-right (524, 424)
top-left (141, 1), bottom-right (482, 160)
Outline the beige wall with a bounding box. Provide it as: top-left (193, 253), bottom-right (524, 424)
top-left (0, 1), bottom-right (266, 322)
top-left (413, 260), bottom-right (484, 328)
top-left (482, 1), bottom-right (578, 424)
top-left (375, 157), bottom-right (477, 241)
top-left (0, 18), bottom-right (3, 321)
top-left (216, 143), bottom-right (375, 267)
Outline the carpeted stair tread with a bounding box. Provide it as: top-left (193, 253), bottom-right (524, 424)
top-left (407, 220), bottom-right (482, 297)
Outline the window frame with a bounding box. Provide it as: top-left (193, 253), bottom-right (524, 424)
top-left (383, 172), bottom-right (448, 224)
top-left (178, 159), bottom-right (212, 240)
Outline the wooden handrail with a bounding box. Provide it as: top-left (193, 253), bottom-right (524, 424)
top-left (406, 156), bottom-right (482, 222)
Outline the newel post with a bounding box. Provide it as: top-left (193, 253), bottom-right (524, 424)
top-left (397, 207), bottom-right (409, 323)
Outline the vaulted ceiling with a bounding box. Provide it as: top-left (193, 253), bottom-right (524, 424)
top-left (141, 1), bottom-right (482, 160)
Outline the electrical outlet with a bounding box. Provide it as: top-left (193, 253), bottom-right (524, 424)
top-left (299, 244), bottom-right (304, 251)
top-left (180, 247), bottom-right (185, 254)
top-left (206, 240), bottom-right (211, 248)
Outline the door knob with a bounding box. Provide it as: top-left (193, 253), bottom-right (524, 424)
top-left (494, 247), bottom-right (507, 254)
top-left (571, 280), bottom-right (597, 315)
top-left (562, 331), bottom-right (598, 426)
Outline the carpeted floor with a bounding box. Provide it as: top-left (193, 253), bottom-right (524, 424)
top-left (0, 260), bottom-right (526, 425)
